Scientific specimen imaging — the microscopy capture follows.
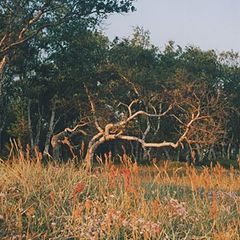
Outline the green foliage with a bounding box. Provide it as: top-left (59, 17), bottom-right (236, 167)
top-left (0, 1), bottom-right (239, 161)
top-left (0, 0), bottom-right (136, 48)
top-left (7, 99), bottom-right (29, 141)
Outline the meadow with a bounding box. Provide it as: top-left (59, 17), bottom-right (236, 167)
top-left (1, 152), bottom-right (240, 239)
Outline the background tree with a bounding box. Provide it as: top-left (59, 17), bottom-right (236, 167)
top-left (0, 0), bottom-right (135, 73)
top-left (1, 21), bottom-right (239, 164)
top-left (0, 0), bottom-right (135, 154)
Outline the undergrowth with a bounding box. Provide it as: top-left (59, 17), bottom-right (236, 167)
top-left (0, 154), bottom-right (240, 239)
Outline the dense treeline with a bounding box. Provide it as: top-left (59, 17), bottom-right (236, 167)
top-left (0, 1), bottom-right (240, 164)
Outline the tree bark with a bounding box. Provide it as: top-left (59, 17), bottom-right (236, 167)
top-left (51, 131), bottom-right (71, 160)
top-left (0, 96), bottom-right (6, 152)
top-left (85, 136), bottom-right (104, 170)
top-left (43, 104), bottom-right (58, 157)
top-left (84, 132), bottom-right (184, 170)
top-left (0, 118), bottom-right (5, 152)
top-left (196, 144), bottom-right (203, 161)
top-left (0, 56), bottom-right (7, 101)
top-left (0, 56), bottom-right (7, 75)
top-left (34, 113), bottom-right (42, 148)
top-left (221, 143), bottom-right (226, 158)
top-left (27, 100), bottom-right (34, 148)
top-left (208, 144), bottom-right (216, 161)
top-left (227, 143), bottom-right (232, 160)
top-left (51, 134), bottom-right (61, 160)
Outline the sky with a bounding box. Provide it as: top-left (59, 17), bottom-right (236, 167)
top-left (103, 0), bottom-right (240, 52)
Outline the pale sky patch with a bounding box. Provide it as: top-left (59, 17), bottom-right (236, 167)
top-left (103, 0), bottom-right (240, 52)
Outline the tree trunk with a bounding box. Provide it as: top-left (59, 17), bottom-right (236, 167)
top-left (164, 148), bottom-right (170, 160)
top-left (51, 131), bottom-right (70, 160)
top-left (0, 56), bottom-right (7, 98)
top-left (143, 147), bottom-right (151, 162)
top-left (0, 122), bottom-right (5, 152)
top-left (43, 105), bottom-right (58, 157)
top-left (34, 117), bottom-right (41, 148)
top-left (237, 144), bottom-right (240, 162)
top-left (177, 147), bottom-right (181, 161)
top-left (221, 143), bottom-right (226, 158)
top-left (0, 56), bottom-right (7, 74)
top-left (196, 144), bottom-right (203, 161)
top-left (84, 133), bottom-right (105, 170)
top-left (34, 103), bottom-right (42, 148)
top-left (0, 106), bottom-right (6, 152)
top-left (85, 145), bottom-right (95, 169)
top-left (208, 145), bottom-right (216, 161)
top-left (137, 143), bottom-right (144, 162)
top-left (227, 143), bottom-right (232, 160)
top-left (0, 56), bottom-right (7, 153)
top-left (85, 140), bottom-right (102, 170)
top-left (27, 100), bottom-right (34, 148)
top-left (51, 136), bottom-right (61, 160)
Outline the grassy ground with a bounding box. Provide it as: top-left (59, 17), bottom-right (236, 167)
top-left (1, 154), bottom-right (240, 239)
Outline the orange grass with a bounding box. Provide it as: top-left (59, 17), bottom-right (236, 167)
top-left (0, 155), bottom-right (240, 239)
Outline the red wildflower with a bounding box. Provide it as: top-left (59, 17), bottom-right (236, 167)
top-left (73, 182), bottom-right (85, 200)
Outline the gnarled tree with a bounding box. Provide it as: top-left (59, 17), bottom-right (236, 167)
top-left (0, 0), bottom-right (136, 92)
top-left (82, 81), bottom-right (227, 169)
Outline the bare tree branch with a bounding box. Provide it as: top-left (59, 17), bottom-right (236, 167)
top-left (119, 73), bottom-right (140, 97)
top-left (64, 122), bottom-right (88, 136)
top-left (0, 23), bottom-right (52, 56)
top-left (0, 34), bottom-right (7, 48)
top-left (84, 84), bottom-right (103, 133)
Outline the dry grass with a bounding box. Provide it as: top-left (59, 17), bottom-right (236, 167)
top-left (0, 154), bottom-right (240, 239)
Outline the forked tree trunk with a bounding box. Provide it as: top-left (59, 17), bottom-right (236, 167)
top-left (51, 131), bottom-right (71, 160)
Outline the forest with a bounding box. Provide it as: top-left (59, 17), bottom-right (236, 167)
top-left (1, 1), bottom-right (240, 166)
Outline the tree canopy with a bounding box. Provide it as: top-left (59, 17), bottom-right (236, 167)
top-left (0, 2), bottom-right (240, 165)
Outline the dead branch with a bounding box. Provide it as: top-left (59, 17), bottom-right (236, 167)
top-left (118, 98), bottom-right (139, 117)
top-left (119, 73), bottom-right (140, 97)
top-left (102, 101), bottom-right (172, 137)
top-left (0, 23), bottom-right (52, 56)
top-left (84, 84), bottom-right (103, 133)
top-left (64, 122), bottom-right (88, 136)
top-left (0, 34), bottom-right (7, 48)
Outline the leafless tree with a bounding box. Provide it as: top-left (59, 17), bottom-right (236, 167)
top-left (82, 81), bottom-right (227, 169)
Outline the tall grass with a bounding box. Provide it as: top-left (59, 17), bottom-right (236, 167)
top-left (0, 153), bottom-right (240, 239)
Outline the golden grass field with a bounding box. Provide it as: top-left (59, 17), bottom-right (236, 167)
top-left (1, 153), bottom-right (240, 239)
